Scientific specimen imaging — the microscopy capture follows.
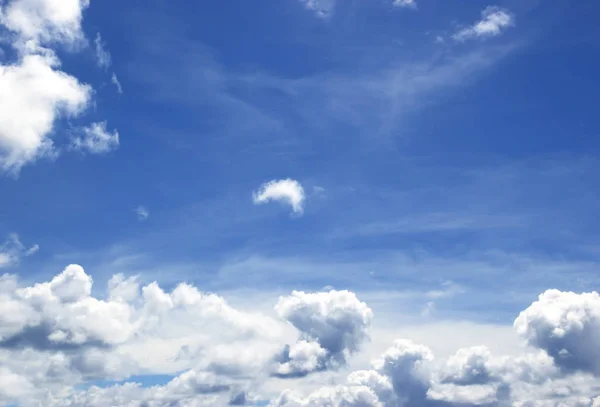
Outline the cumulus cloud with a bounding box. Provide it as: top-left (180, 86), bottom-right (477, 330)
top-left (94, 32), bottom-right (111, 69)
top-left (273, 290), bottom-right (373, 377)
top-left (71, 121), bottom-right (120, 154)
top-left (253, 179), bottom-right (306, 214)
top-left (393, 0), bottom-right (416, 9)
top-left (0, 0), bottom-right (89, 47)
top-left (0, 0), bottom-right (118, 174)
top-left (50, 371), bottom-right (234, 407)
top-left (0, 264), bottom-right (290, 405)
top-left (0, 234), bottom-right (39, 268)
top-left (2, 267), bottom-right (600, 406)
top-left (269, 289), bottom-right (600, 407)
top-left (453, 6), bottom-right (514, 42)
top-left (0, 53), bottom-right (91, 173)
top-left (514, 289), bottom-right (600, 376)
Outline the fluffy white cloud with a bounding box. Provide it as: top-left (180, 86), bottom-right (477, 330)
top-left (0, 265), bottom-right (291, 405)
top-left (269, 288), bottom-right (600, 407)
top-left (273, 290), bottom-right (373, 377)
top-left (0, 53), bottom-right (91, 173)
top-left (2, 267), bottom-right (600, 406)
top-left (453, 6), bottom-right (514, 42)
top-left (71, 121), bottom-right (120, 154)
top-left (0, 0), bottom-right (89, 47)
top-left (270, 385), bottom-right (383, 407)
top-left (0, 234), bottom-right (38, 268)
top-left (253, 179), bottom-right (306, 214)
top-left (514, 289), bottom-right (600, 376)
top-left (0, 0), bottom-right (119, 174)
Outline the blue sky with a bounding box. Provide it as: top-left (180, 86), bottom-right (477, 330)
top-left (1, 1), bottom-right (600, 406)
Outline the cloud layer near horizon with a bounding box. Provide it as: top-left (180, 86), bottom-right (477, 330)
top-left (0, 265), bottom-right (599, 406)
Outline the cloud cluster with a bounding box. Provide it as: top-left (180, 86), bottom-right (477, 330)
top-left (1, 265), bottom-right (600, 406)
top-left (270, 286), bottom-right (600, 407)
top-left (0, 0), bottom-right (118, 174)
top-left (253, 179), bottom-right (306, 215)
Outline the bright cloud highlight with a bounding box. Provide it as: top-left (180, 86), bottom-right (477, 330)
top-left (253, 179), bottom-right (306, 214)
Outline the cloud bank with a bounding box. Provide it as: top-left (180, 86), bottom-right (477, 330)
top-left (0, 265), bottom-right (599, 406)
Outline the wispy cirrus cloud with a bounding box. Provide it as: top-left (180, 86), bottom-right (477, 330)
top-left (393, 0), bottom-right (417, 9)
top-left (0, 234), bottom-right (38, 269)
top-left (453, 6), bottom-right (514, 42)
top-left (298, 0), bottom-right (336, 18)
top-left (111, 73), bottom-right (124, 94)
top-left (94, 33), bottom-right (112, 69)
top-left (135, 206), bottom-right (149, 221)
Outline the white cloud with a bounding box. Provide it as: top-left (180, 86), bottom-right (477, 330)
top-left (135, 206), bottom-right (149, 221)
top-left (111, 72), bottom-right (123, 94)
top-left (94, 32), bottom-right (111, 69)
top-left (0, 0), bottom-right (118, 174)
top-left (1, 266), bottom-right (600, 406)
top-left (514, 289), bottom-right (600, 376)
top-left (393, 0), bottom-right (416, 9)
top-left (253, 179), bottom-right (306, 214)
top-left (0, 234), bottom-right (39, 268)
top-left (0, 0), bottom-right (89, 48)
top-left (0, 53), bottom-right (91, 173)
top-left (71, 121), bottom-right (120, 154)
top-left (298, 0), bottom-right (336, 19)
top-left (453, 6), bottom-right (514, 42)
top-left (273, 290), bottom-right (373, 377)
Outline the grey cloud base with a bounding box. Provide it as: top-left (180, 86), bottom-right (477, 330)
top-left (0, 265), bottom-right (599, 406)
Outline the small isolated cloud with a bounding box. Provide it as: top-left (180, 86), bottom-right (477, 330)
top-left (393, 0), bottom-right (416, 9)
top-left (298, 0), bottom-right (336, 19)
top-left (135, 206), bottom-right (149, 221)
top-left (252, 179), bottom-right (306, 214)
top-left (111, 73), bottom-right (123, 94)
top-left (94, 33), bottom-right (111, 69)
top-left (453, 6), bottom-right (514, 42)
top-left (0, 235), bottom-right (38, 269)
top-left (71, 122), bottom-right (120, 154)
